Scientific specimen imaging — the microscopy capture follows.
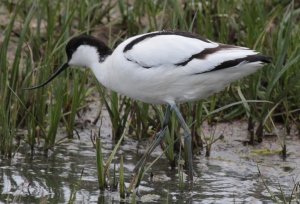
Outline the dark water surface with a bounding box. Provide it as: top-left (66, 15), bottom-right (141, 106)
top-left (1, 119), bottom-right (299, 203)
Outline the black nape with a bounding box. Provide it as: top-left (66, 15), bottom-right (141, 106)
top-left (66, 35), bottom-right (112, 61)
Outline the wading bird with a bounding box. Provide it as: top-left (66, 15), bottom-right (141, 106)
top-left (25, 31), bottom-right (271, 184)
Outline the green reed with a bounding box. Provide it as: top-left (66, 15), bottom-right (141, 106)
top-left (96, 137), bottom-right (106, 190)
top-left (128, 102), bottom-right (153, 140)
top-left (0, 2), bottom-right (35, 156)
top-left (98, 87), bottom-right (131, 141)
top-left (238, 1), bottom-right (299, 152)
top-left (94, 127), bottom-right (125, 192)
top-left (162, 110), bottom-right (177, 168)
top-left (119, 155), bottom-right (126, 199)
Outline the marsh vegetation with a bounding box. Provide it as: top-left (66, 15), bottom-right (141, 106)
top-left (0, 0), bottom-right (300, 203)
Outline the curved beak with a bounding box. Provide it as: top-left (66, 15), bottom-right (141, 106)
top-left (23, 63), bottom-right (69, 90)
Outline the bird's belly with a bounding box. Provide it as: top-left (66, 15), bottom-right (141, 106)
top-left (112, 78), bottom-right (224, 104)
top-left (105, 68), bottom-right (214, 104)
top-left (108, 78), bottom-right (175, 104)
top-left (106, 67), bottom-right (187, 104)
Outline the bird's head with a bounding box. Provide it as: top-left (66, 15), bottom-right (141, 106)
top-left (24, 35), bottom-right (111, 90)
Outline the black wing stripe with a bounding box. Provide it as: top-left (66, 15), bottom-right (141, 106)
top-left (123, 31), bottom-right (210, 52)
top-left (194, 54), bottom-right (271, 75)
top-left (125, 57), bottom-right (151, 68)
top-left (175, 44), bottom-right (237, 66)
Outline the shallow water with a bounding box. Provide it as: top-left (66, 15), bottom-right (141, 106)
top-left (1, 119), bottom-right (300, 203)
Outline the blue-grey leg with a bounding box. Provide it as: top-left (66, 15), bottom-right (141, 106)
top-left (170, 104), bottom-right (194, 183)
top-left (133, 105), bottom-right (171, 173)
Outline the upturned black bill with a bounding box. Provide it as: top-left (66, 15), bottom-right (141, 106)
top-left (23, 63), bottom-right (69, 90)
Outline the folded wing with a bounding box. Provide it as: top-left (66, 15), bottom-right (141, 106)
top-left (123, 31), bottom-right (270, 73)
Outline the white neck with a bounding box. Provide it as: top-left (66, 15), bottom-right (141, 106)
top-left (69, 45), bottom-right (100, 68)
top-left (68, 45), bottom-right (113, 88)
top-left (90, 55), bottom-right (113, 88)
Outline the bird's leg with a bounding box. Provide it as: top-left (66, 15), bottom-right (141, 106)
top-left (170, 104), bottom-right (194, 184)
top-left (133, 105), bottom-right (171, 173)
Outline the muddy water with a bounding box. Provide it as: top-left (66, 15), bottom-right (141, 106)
top-left (0, 119), bottom-right (300, 203)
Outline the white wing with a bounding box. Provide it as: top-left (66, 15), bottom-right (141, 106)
top-left (123, 31), bottom-right (218, 68)
top-left (122, 31), bottom-right (270, 74)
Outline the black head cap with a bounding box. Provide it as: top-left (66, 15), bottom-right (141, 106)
top-left (66, 35), bottom-right (112, 61)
